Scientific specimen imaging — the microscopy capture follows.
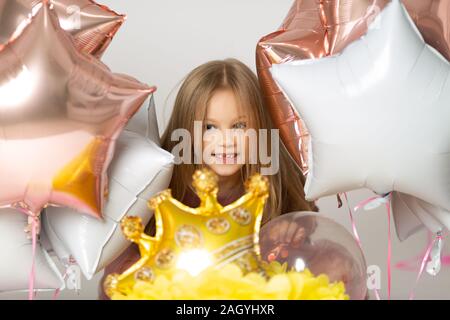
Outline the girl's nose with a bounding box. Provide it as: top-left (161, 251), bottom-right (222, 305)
top-left (219, 129), bottom-right (237, 147)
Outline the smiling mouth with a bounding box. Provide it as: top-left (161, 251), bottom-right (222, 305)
top-left (211, 153), bottom-right (239, 164)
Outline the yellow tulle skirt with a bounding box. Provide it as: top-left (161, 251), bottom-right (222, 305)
top-left (110, 262), bottom-right (349, 300)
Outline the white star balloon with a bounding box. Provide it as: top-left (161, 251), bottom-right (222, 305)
top-left (392, 192), bottom-right (449, 241)
top-left (271, 0), bottom-right (450, 216)
top-left (42, 98), bottom-right (174, 280)
top-left (0, 209), bottom-right (64, 292)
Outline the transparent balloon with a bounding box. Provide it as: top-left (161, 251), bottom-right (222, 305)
top-left (259, 211), bottom-right (367, 300)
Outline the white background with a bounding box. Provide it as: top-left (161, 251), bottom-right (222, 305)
top-left (1, 0), bottom-right (449, 300)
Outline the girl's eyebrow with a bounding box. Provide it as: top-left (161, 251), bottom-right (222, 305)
top-left (205, 115), bottom-right (247, 123)
top-left (234, 115), bottom-right (248, 121)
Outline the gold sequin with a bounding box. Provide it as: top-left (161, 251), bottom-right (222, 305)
top-left (229, 208), bottom-right (252, 225)
top-left (175, 225), bottom-right (203, 249)
top-left (155, 248), bottom-right (176, 269)
top-left (206, 217), bottom-right (230, 235)
top-left (135, 267), bottom-right (155, 282)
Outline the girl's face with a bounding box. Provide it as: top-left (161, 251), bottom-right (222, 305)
top-left (202, 88), bottom-right (251, 180)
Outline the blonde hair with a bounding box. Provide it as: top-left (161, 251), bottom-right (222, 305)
top-left (148, 59), bottom-right (317, 234)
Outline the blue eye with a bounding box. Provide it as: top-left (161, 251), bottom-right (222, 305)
top-left (233, 122), bottom-right (247, 129)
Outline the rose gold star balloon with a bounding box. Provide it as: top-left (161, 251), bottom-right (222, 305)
top-left (256, 0), bottom-right (319, 173)
top-left (256, 0), bottom-right (388, 174)
top-left (0, 1), bottom-right (153, 219)
top-left (0, 0), bottom-right (125, 57)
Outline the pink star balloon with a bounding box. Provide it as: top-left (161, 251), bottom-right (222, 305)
top-left (0, 1), bottom-right (153, 219)
top-left (0, 0), bottom-right (125, 57)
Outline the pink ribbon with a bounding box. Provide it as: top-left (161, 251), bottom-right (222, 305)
top-left (340, 193), bottom-right (362, 249)
top-left (395, 232), bottom-right (434, 272)
top-left (408, 233), bottom-right (443, 300)
top-left (386, 199), bottom-right (392, 300)
top-left (354, 192), bottom-right (393, 300)
top-left (15, 206), bottom-right (39, 301)
top-left (340, 192), bottom-right (384, 300)
top-left (395, 232), bottom-right (450, 270)
top-left (443, 255), bottom-right (450, 265)
top-left (29, 215), bottom-right (37, 300)
top-left (395, 231), bottom-right (449, 300)
top-left (347, 192), bottom-right (449, 300)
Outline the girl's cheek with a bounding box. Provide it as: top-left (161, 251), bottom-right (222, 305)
top-left (203, 131), bottom-right (223, 148)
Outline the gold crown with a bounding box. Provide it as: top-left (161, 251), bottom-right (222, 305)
top-left (104, 168), bottom-right (269, 298)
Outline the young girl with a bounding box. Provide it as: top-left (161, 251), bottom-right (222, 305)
top-left (99, 59), bottom-right (317, 298)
